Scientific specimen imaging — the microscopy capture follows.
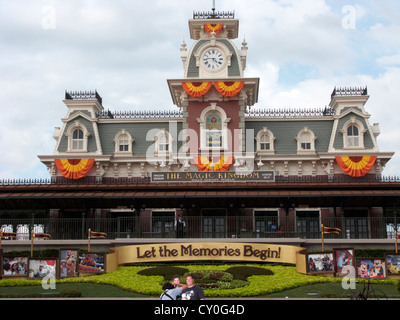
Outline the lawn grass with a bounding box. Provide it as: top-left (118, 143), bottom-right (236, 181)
top-left (263, 282), bottom-right (400, 299)
top-left (0, 283), bottom-right (153, 298)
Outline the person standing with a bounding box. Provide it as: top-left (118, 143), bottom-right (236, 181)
top-left (160, 282), bottom-right (188, 300)
top-left (175, 215), bottom-right (186, 238)
top-left (181, 274), bottom-right (205, 300)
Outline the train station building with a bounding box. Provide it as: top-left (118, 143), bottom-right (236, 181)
top-left (1, 8), bottom-right (399, 251)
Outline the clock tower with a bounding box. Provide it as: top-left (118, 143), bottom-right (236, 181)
top-left (167, 8), bottom-right (259, 171)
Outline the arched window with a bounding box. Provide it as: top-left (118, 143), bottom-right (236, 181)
top-left (114, 130), bottom-right (134, 155)
top-left (300, 132), bottom-right (312, 150)
top-left (346, 125), bottom-right (359, 147)
top-left (155, 130), bottom-right (172, 156)
top-left (259, 134), bottom-right (270, 150)
top-left (118, 134), bottom-right (129, 152)
top-left (296, 127), bottom-right (316, 154)
top-left (341, 117), bottom-right (366, 149)
top-left (158, 134), bottom-right (169, 152)
top-left (256, 128), bottom-right (275, 154)
top-left (206, 111), bottom-right (222, 148)
top-left (66, 121), bottom-right (90, 152)
top-left (198, 104), bottom-right (230, 150)
top-left (72, 129), bottom-right (84, 150)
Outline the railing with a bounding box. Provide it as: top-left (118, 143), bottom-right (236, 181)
top-left (193, 10), bottom-right (235, 19)
top-left (65, 90), bottom-right (102, 105)
top-left (1, 217), bottom-right (398, 240)
top-left (331, 86), bottom-right (368, 98)
top-left (245, 107), bottom-right (334, 118)
top-left (96, 107), bottom-right (336, 120)
top-left (2, 174), bottom-right (400, 186)
top-left (96, 109), bottom-right (183, 120)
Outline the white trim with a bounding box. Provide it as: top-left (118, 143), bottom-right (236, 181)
top-left (255, 127), bottom-right (275, 154)
top-left (340, 117), bottom-right (367, 150)
top-left (65, 120), bottom-right (91, 152)
top-left (114, 129), bottom-right (135, 156)
top-left (154, 129), bottom-right (173, 157)
top-left (296, 127), bottom-right (316, 155)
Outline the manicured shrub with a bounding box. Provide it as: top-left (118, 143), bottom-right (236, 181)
top-left (137, 266), bottom-right (189, 281)
top-left (181, 270), bottom-right (247, 290)
top-left (225, 266), bottom-right (274, 281)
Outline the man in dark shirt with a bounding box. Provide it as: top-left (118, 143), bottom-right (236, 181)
top-left (181, 274), bottom-right (205, 300)
top-left (175, 215), bottom-right (186, 238)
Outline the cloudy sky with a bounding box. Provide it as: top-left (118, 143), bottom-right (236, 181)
top-left (0, 0), bottom-right (399, 179)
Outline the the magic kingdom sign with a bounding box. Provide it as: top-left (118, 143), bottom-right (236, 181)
top-left (151, 171), bottom-right (274, 183)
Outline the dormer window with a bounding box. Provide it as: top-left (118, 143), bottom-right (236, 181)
top-left (114, 130), bottom-right (134, 155)
top-left (256, 128), bottom-right (275, 154)
top-left (72, 129), bottom-right (84, 150)
top-left (347, 125), bottom-right (359, 147)
top-left (155, 130), bottom-right (172, 156)
top-left (296, 127), bottom-right (316, 154)
top-left (341, 117), bottom-right (366, 149)
top-left (158, 134), bottom-right (169, 152)
top-left (300, 133), bottom-right (311, 150)
top-left (66, 121), bottom-right (90, 152)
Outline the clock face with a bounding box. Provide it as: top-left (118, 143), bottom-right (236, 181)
top-left (203, 48), bottom-right (224, 70)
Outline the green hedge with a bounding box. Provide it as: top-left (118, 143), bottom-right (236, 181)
top-left (137, 266), bottom-right (189, 281)
top-left (225, 266), bottom-right (274, 281)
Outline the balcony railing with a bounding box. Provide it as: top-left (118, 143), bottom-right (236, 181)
top-left (1, 174), bottom-right (400, 186)
top-left (1, 217), bottom-right (399, 240)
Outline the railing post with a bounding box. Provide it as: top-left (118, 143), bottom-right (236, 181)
top-left (117, 217), bottom-right (121, 238)
top-left (81, 212), bottom-right (86, 239)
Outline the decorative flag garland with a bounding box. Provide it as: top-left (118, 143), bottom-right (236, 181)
top-left (182, 82), bottom-right (212, 98)
top-left (214, 81), bottom-right (244, 97)
top-left (335, 156), bottom-right (377, 177)
top-left (204, 24), bottom-right (224, 34)
top-left (195, 156), bottom-right (234, 172)
top-left (182, 81), bottom-right (244, 98)
top-left (55, 159), bottom-right (95, 180)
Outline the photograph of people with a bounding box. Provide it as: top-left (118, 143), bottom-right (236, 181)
top-left (2, 257), bottom-right (28, 277)
top-left (28, 259), bottom-right (57, 279)
top-left (334, 249), bottom-right (354, 275)
top-left (59, 249), bottom-right (79, 278)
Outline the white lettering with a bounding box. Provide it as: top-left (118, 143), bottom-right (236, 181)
top-left (342, 5), bottom-right (356, 30)
top-left (41, 5), bottom-right (56, 30)
top-left (41, 273), bottom-right (56, 290)
top-left (341, 265), bottom-right (356, 290)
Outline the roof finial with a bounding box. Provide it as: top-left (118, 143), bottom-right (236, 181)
top-left (212, 0), bottom-right (216, 16)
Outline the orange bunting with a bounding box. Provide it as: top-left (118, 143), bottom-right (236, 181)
top-left (55, 159), bottom-right (95, 180)
top-left (214, 81), bottom-right (244, 97)
top-left (182, 82), bottom-right (212, 98)
top-left (204, 24), bottom-right (224, 34)
top-left (195, 156), bottom-right (234, 172)
top-left (335, 156), bottom-right (377, 177)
